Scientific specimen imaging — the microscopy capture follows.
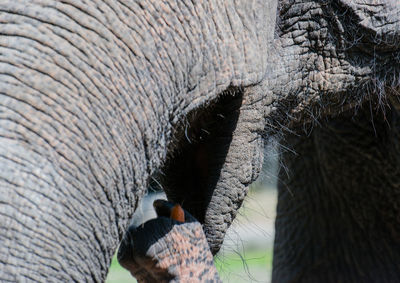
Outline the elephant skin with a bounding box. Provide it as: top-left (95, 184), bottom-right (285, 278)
top-left (0, 0), bottom-right (275, 281)
top-left (267, 1), bottom-right (400, 282)
top-left (1, 0), bottom-right (400, 282)
top-left (273, 104), bottom-right (400, 282)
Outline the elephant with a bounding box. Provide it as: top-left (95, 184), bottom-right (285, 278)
top-left (1, 0), bottom-right (400, 282)
top-left (0, 0), bottom-right (273, 281)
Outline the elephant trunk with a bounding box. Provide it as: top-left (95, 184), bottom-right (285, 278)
top-left (202, 86), bottom-right (267, 254)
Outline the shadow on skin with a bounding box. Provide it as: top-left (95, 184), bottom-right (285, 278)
top-left (156, 89), bottom-right (243, 225)
top-left (118, 200), bottom-right (221, 282)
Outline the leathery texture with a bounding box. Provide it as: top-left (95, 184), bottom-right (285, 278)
top-left (273, 102), bottom-right (400, 282)
top-left (0, 0), bottom-right (272, 281)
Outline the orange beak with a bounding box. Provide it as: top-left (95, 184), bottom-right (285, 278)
top-left (170, 204), bottom-right (185, 223)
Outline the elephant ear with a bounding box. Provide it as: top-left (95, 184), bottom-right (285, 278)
top-left (117, 200), bottom-right (220, 283)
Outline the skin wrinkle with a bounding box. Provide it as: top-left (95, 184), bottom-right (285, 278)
top-left (181, 2), bottom-right (209, 91)
top-left (0, 82), bottom-right (88, 167)
top-left (200, 4), bottom-right (219, 93)
top-left (6, 168), bottom-right (57, 203)
top-left (0, 37), bottom-right (126, 154)
top-left (0, 75), bottom-right (87, 149)
top-left (199, 87), bottom-right (265, 253)
top-left (106, 3), bottom-right (175, 174)
top-left (17, 178), bottom-right (93, 248)
top-left (215, 0), bottom-right (237, 82)
top-left (267, 0), bottom-right (400, 131)
top-left (53, 1), bottom-right (119, 43)
top-left (0, 112), bottom-right (83, 181)
top-left (0, 143), bottom-right (42, 170)
top-left (176, 2), bottom-right (205, 81)
top-left (0, 36), bottom-right (82, 96)
top-left (108, 8), bottom-right (171, 113)
top-left (273, 105), bottom-right (400, 281)
top-left (224, 2), bottom-right (245, 80)
top-left (11, 12), bottom-right (113, 91)
top-left (1, 187), bottom-right (94, 280)
top-left (2, 125), bottom-right (102, 211)
top-left (33, 3), bottom-right (158, 146)
top-left (30, 23), bottom-right (147, 204)
top-left (208, 1), bottom-right (228, 86)
top-left (0, 0), bottom-right (270, 281)
top-left (2, 140), bottom-right (62, 192)
top-left (0, 42), bottom-right (92, 113)
top-left (0, 127), bottom-right (112, 282)
top-left (340, 0), bottom-right (400, 44)
top-left (139, 2), bottom-right (180, 94)
top-left (97, 2), bottom-right (169, 113)
top-left (123, 9), bottom-right (175, 106)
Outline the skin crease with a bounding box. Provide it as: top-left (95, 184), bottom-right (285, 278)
top-left (0, 0), bottom-right (400, 282)
top-left (266, 1), bottom-right (400, 281)
top-left (0, 0), bottom-right (273, 281)
top-left (272, 103), bottom-right (400, 283)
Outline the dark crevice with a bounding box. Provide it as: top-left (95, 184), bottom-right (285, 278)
top-left (151, 87), bottom-right (244, 223)
top-left (274, 100), bottom-right (400, 282)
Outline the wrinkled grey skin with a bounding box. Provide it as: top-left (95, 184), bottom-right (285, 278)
top-left (269, 1), bottom-right (400, 282)
top-left (1, 0), bottom-right (400, 282)
top-left (0, 1), bottom-right (272, 281)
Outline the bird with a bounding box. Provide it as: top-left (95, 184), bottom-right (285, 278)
top-left (153, 199), bottom-right (186, 222)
